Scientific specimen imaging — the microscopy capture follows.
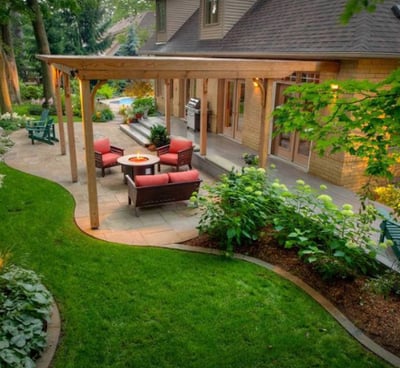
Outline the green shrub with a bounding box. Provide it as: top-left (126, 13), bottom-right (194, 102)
top-left (374, 184), bottom-right (400, 217)
top-left (96, 83), bottom-right (116, 99)
top-left (20, 83), bottom-right (43, 100)
top-left (195, 167), bottom-right (273, 255)
top-left (268, 179), bottom-right (386, 280)
top-left (0, 113), bottom-right (30, 131)
top-left (149, 124), bottom-right (170, 147)
top-left (0, 266), bottom-right (53, 368)
top-left (92, 107), bottom-right (114, 122)
top-left (364, 269), bottom-right (400, 297)
top-left (132, 96), bottom-right (156, 116)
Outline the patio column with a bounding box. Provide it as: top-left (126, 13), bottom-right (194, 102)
top-left (164, 79), bottom-right (171, 134)
top-left (258, 78), bottom-right (270, 169)
top-left (53, 67), bottom-right (66, 155)
top-left (200, 78), bottom-right (208, 156)
top-left (79, 79), bottom-right (99, 229)
top-left (63, 74), bottom-right (78, 183)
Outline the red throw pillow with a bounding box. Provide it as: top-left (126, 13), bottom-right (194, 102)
top-left (169, 139), bottom-right (192, 153)
top-left (94, 138), bottom-right (110, 154)
top-left (134, 173), bottom-right (169, 187)
top-left (168, 170), bottom-right (199, 183)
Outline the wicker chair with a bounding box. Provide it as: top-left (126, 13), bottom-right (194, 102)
top-left (156, 138), bottom-right (193, 171)
top-left (94, 138), bottom-right (124, 177)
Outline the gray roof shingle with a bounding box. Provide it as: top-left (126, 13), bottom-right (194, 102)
top-left (140, 0), bottom-right (400, 59)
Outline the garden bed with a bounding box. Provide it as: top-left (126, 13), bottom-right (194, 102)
top-left (184, 231), bottom-right (400, 358)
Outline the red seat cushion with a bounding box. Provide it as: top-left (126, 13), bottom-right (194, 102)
top-left (159, 153), bottom-right (178, 165)
top-left (169, 139), bottom-right (192, 153)
top-left (102, 152), bottom-right (120, 166)
top-left (135, 173), bottom-right (169, 187)
top-left (168, 170), bottom-right (199, 183)
top-left (94, 138), bottom-right (111, 154)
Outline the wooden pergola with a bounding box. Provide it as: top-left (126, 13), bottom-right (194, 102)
top-left (38, 55), bottom-right (339, 229)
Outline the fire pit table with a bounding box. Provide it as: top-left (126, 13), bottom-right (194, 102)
top-left (117, 154), bottom-right (160, 183)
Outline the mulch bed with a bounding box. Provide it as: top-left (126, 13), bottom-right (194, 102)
top-left (183, 231), bottom-right (400, 358)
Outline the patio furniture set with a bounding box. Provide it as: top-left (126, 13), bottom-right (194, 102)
top-left (93, 136), bottom-right (201, 216)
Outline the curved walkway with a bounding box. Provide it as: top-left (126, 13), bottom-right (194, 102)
top-left (4, 123), bottom-right (400, 368)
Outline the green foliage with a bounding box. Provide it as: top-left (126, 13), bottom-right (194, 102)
top-left (117, 26), bottom-right (138, 56)
top-left (242, 152), bottom-right (259, 167)
top-left (268, 179), bottom-right (385, 280)
top-left (341, 0), bottom-right (384, 24)
top-left (272, 69), bottom-right (400, 180)
top-left (0, 265), bottom-right (53, 368)
top-left (365, 269), bottom-right (400, 297)
top-left (133, 96), bottom-right (156, 115)
top-left (0, 113), bottom-right (30, 131)
top-left (19, 83), bottom-right (43, 101)
top-left (92, 107), bottom-right (114, 122)
top-left (195, 167), bottom-right (272, 255)
top-left (149, 124), bottom-right (170, 147)
top-left (96, 84), bottom-right (116, 99)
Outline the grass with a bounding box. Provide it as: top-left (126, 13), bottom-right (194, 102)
top-left (0, 163), bottom-right (392, 368)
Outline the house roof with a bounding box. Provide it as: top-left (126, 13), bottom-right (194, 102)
top-left (140, 0), bottom-right (400, 59)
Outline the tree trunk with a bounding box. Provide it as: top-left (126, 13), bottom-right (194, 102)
top-left (0, 46), bottom-right (12, 113)
top-left (26, 0), bottom-right (54, 102)
top-left (1, 22), bottom-right (21, 104)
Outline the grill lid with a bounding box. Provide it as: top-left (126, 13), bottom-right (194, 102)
top-left (186, 98), bottom-right (200, 109)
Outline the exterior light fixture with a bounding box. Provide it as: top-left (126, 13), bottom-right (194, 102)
top-left (330, 84), bottom-right (339, 90)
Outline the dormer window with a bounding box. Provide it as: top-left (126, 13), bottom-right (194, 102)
top-left (204, 0), bottom-right (219, 25)
top-left (156, 0), bottom-right (166, 32)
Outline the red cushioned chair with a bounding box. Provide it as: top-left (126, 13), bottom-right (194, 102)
top-left (156, 138), bottom-right (193, 172)
top-left (94, 138), bottom-right (124, 177)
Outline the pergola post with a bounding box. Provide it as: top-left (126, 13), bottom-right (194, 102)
top-left (63, 74), bottom-right (78, 183)
top-left (200, 78), bottom-right (208, 156)
top-left (164, 79), bottom-right (171, 134)
top-left (79, 79), bottom-right (99, 229)
top-left (53, 68), bottom-right (66, 155)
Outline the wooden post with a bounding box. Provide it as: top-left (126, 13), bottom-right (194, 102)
top-left (200, 78), bottom-right (208, 156)
top-left (63, 74), bottom-right (78, 183)
top-left (53, 68), bottom-right (66, 155)
top-left (164, 79), bottom-right (171, 134)
top-left (258, 79), bottom-right (274, 169)
top-left (79, 79), bottom-right (99, 229)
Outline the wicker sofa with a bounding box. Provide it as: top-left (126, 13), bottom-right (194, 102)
top-left (126, 169), bottom-right (202, 216)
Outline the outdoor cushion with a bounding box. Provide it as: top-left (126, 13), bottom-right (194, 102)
top-left (135, 173), bottom-right (169, 187)
top-left (168, 169), bottom-right (199, 183)
top-left (168, 139), bottom-right (192, 153)
top-left (102, 152), bottom-right (121, 166)
top-left (94, 138), bottom-right (111, 154)
top-left (159, 153), bottom-right (178, 165)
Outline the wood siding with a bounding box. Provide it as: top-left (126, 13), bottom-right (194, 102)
top-left (200, 0), bottom-right (257, 40)
top-left (162, 0), bottom-right (198, 42)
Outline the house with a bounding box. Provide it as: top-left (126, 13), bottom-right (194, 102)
top-left (140, 0), bottom-right (400, 190)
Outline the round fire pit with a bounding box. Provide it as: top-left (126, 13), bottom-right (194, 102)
top-left (129, 156), bottom-right (149, 163)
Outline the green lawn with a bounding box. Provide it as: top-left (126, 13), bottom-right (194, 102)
top-left (0, 163), bottom-right (391, 368)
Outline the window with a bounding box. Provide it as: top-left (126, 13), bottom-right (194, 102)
top-left (204, 0), bottom-right (219, 25)
top-left (156, 0), bottom-right (166, 32)
top-left (284, 72), bottom-right (320, 83)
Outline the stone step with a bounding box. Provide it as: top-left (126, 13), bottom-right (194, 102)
top-left (119, 124), bottom-right (150, 146)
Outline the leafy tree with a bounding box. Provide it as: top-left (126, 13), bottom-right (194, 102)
top-left (272, 69), bottom-right (400, 181)
top-left (103, 0), bottom-right (154, 23)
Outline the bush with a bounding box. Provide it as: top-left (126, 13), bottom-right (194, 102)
top-left (365, 269), bottom-right (400, 297)
top-left (20, 83), bottom-right (43, 100)
top-left (195, 167), bottom-right (273, 255)
top-left (0, 265), bottom-right (53, 368)
top-left (132, 96), bottom-right (156, 116)
top-left (268, 179), bottom-right (386, 280)
top-left (96, 83), bottom-right (116, 99)
top-left (149, 124), bottom-right (169, 147)
top-left (92, 107), bottom-right (114, 122)
top-left (0, 113), bottom-right (31, 131)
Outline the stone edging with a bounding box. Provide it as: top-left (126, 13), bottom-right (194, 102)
top-left (34, 243), bottom-right (400, 368)
top-left (36, 302), bottom-right (61, 368)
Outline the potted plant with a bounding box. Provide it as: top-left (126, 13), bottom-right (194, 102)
top-left (148, 124), bottom-right (170, 151)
